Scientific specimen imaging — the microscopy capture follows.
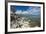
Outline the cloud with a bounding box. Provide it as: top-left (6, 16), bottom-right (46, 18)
top-left (27, 6), bottom-right (40, 15)
top-left (22, 11), bottom-right (28, 14)
top-left (15, 10), bottom-right (22, 14)
top-left (15, 6), bottom-right (40, 15)
top-left (15, 10), bottom-right (29, 14)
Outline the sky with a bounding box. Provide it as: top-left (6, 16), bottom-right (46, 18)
top-left (11, 5), bottom-right (41, 15)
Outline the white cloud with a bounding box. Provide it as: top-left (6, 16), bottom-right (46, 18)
top-left (22, 11), bottom-right (28, 14)
top-left (15, 10), bottom-right (22, 14)
top-left (15, 6), bottom-right (40, 15)
top-left (15, 10), bottom-right (29, 14)
top-left (27, 6), bottom-right (40, 15)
